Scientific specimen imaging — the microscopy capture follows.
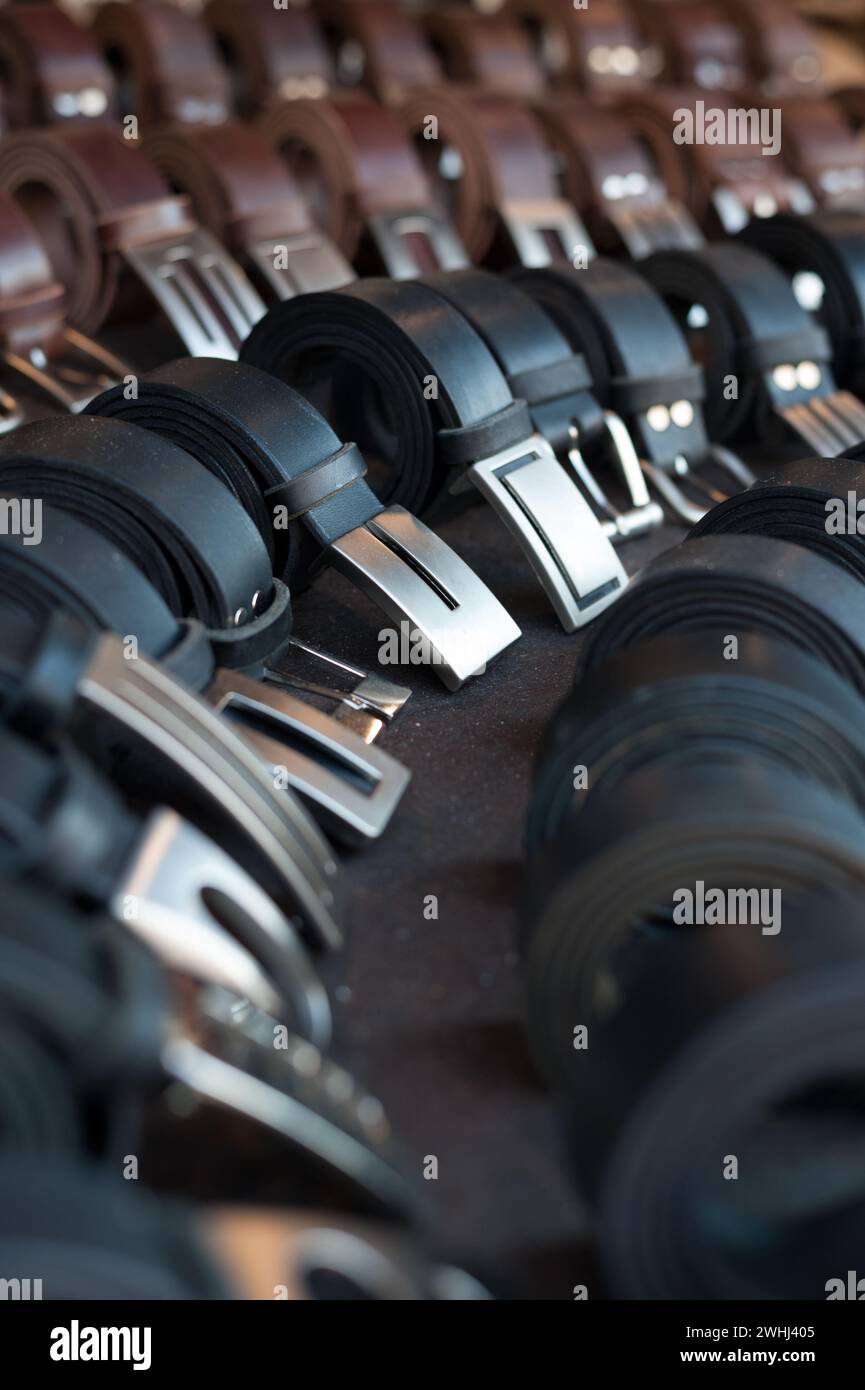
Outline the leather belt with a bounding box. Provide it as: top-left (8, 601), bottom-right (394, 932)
top-left (581, 532), bottom-right (865, 694)
top-left (421, 7), bottom-right (545, 98)
top-left (91, 0), bottom-right (231, 127)
top-left (775, 97), bottom-right (865, 206)
top-left (143, 120), bottom-right (354, 297)
top-left (203, 0), bottom-right (335, 112)
top-left (259, 92), bottom-right (468, 278)
top-left (614, 87), bottom-right (815, 235)
top-left (512, 258), bottom-right (752, 526)
top-left (396, 86), bottom-right (593, 266)
top-left (727, 0), bottom-right (824, 96)
top-left (507, 0), bottom-right (662, 89)
top-left (87, 355), bottom-right (519, 689)
top-left (0, 126), bottom-right (265, 358)
top-left (242, 276), bottom-right (624, 631)
top-left (532, 95), bottom-right (703, 258)
top-left (0, 1), bottom-right (115, 126)
top-left (742, 208), bottom-right (865, 400)
top-left (639, 0), bottom-right (748, 91)
top-left (316, 0), bottom-right (442, 106)
top-left (641, 241), bottom-right (865, 453)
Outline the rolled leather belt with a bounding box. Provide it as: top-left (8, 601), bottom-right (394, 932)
top-left (580, 532), bottom-right (865, 694)
top-left (241, 277), bottom-right (625, 631)
top-left (638, 0), bottom-right (749, 91)
top-left (741, 209), bottom-right (865, 400)
top-left (0, 1), bottom-right (116, 126)
top-left (774, 97), bottom-right (865, 207)
top-left (613, 86), bottom-right (815, 235)
top-left (421, 7), bottom-right (545, 99)
top-left (641, 241), bottom-right (865, 453)
top-left (259, 92), bottom-right (468, 278)
top-left (506, 0), bottom-right (662, 89)
top-left (315, 0), bottom-right (442, 107)
top-left (512, 257), bottom-right (751, 527)
top-left (87, 355), bottom-right (520, 689)
top-left (531, 95), bottom-right (703, 258)
top-left (525, 627), bottom-right (865, 857)
top-left (726, 0), bottom-right (824, 96)
top-left (0, 126), bottom-right (266, 359)
top-left (91, 0), bottom-right (231, 127)
top-left (204, 0), bottom-right (335, 113)
top-left (143, 120), bottom-right (353, 297)
top-left (396, 85), bottom-right (593, 266)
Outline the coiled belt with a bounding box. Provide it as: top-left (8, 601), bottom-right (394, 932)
top-left (0, 2), bottom-right (115, 127)
top-left (204, 0), bottom-right (335, 112)
top-left (91, 0), bottom-right (231, 126)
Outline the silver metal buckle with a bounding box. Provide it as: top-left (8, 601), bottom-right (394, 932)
top-left (115, 807), bottom-right (331, 1046)
top-left (206, 667), bottom-right (411, 846)
top-left (455, 431), bottom-right (628, 630)
top-left (712, 179), bottom-right (814, 235)
top-left (606, 198), bottom-right (704, 259)
top-left (123, 226), bottom-right (267, 358)
top-left (499, 198), bottom-right (595, 267)
top-left (640, 445), bottom-right (756, 526)
top-left (566, 410), bottom-right (664, 543)
top-left (4, 327), bottom-right (130, 414)
top-left (328, 506), bottom-right (521, 690)
top-left (78, 632), bottom-right (343, 951)
top-left (246, 232), bottom-right (354, 298)
top-left (779, 390), bottom-right (865, 456)
top-left (269, 637), bottom-right (411, 745)
top-left (365, 209), bottom-right (469, 278)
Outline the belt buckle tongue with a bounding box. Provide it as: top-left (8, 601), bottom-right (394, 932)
top-left (4, 327), bottom-right (130, 415)
top-left (205, 667), bottom-right (411, 846)
top-left (122, 226), bottom-right (267, 358)
top-left (461, 431), bottom-right (628, 630)
top-left (327, 506), bottom-right (521, 691)
top-left (246, 232), bottom-right (354, 297)
top-left (365, 209), bottom-right (469, 278)
top-left (498, 198), bottom-right (595, 267)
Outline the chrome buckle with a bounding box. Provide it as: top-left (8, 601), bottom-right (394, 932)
top-left (115, 807), bottom-right (331, 1046)
top-left (499, 198), bottom-right (595, 267)
top-left (365, 208), bottom-right (469, 278)
top-left (78, 632), bottom-right (343, 951)
top-left (4, 326), bottom-right (130, 414)
top-left (566, 410), bottom-right (664, 544)
top-left (456, 430), bottom-right (627, 629)
top-left (606, 198), bottom-right (704, 259)
top-left (206, 667), bottom-right (411, 846)
top-left (779, 391), bottom-right (865, 456)
top-left (246, 232), bottom-right (354, 298)
top-left (328, 506), bottom-right (521, 690)
top-left (640, 445), bottom-right (756, 526)
top-left (269, 638), bottom-right (411, 745)
top-left (712, 179), bottom-right (814, 235)
top-left (123, 226), bottom-right (267, 358)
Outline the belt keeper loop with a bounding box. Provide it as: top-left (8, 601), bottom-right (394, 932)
top-left (264, 441), bottom-right (369, 522)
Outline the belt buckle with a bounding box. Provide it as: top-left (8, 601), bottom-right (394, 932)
top-left (365, 208), bottom-right (469, 278)
top-left (4, 327), bottom-right (130, 415)
top-left (123, 226), bottom-right (267, 358)
top-left (779, 389), bottom-right (865, 456)
top-left (567, 411), bottom-right (665, 541)
top-left (246, 232), bottom-right (354, 297)
top-left (606, 198), bottom-right (704, 259)
top-left (327, 505), bottom-right (521, 690)
top-left (498, 198), bottom-right (595, 267)
top-left (458, 431), bottom-right (628, 630)
top-left (206, 667), bottom-right (411, 846)
top-left (639, 442), bottom-right (756, 526)
top-left (268, 637), bottom-right (412, 744)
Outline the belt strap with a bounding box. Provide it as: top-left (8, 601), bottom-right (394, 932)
top-left (0, 1), bottom-right (115, 126)
top-left (203, 0), bottom-right (334, 112)
top-left (143, 120), bottom-right (354, 297)
top-left (639, 0), bottom-right (748, 91)
top-left (422, 8), bottom-right (544, 98)
top-left (728, 0), bottom-right (824, 96)
top-left (0, 126), bottom-right (265, 358)
top-left (317, 0), bottom-right (442, 106)
top-left (88, 355), bottom-right (519, 688)
top-left (396, 85), bottom-right (593, 266)
top-left (777, 97), bottom-right (865, 206)
top-left (91, 0), bottom-right (231, 127)
top-left (509, 0), bottom-right (660, 88)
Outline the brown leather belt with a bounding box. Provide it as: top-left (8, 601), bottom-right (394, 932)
top-left (776, 96), bottom-right (865, 206)
top-left (638, 0), bottom-right (749, 91)
top-left (614, 87), bottom-right (815, 234)
top-left (533, 94), bottom-right (703, 257)
top-left (506, 0), bottom-right (662, 89)
top-left (204, 0), bottom-right (334, 114)
top-left (143, 119), bottom-right (353, 296)
top-left (91, 0), bottom-right (231, 127)
top-left (0, 2), bottom-right (116, 127)
top-left (396, 85), bottom-right (592, 266)
top-left (422, 8), bottom-right (545, 98)
top-left (316, 0), bottom-right (442, 106)
top-left (259, 92), bottom-right (468, 277)
top-left (726, 0), bottom-right (823, 95)
top-left (0, 126), bottom-right (264, 357)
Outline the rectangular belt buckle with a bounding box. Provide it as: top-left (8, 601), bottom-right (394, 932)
top-left (607, 198), bottom-right (704, 259)
top-left (206, 667), bottom-right (411, 847)
top-left (780, 390), bottom-right (865, 456)
top-left (327, 506), bottom-right (521, 690)
top-left (247, 232), bottom-right (354, 297)
top-left (456, 431), bottom-right (628, 630)
top-left (499, 199), bottom-right (595, 267)
top-left (123, 226), bottom-right (267, 359)
top-left (365, 208), bottom-right (470, 278)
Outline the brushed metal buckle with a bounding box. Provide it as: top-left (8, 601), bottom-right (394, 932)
top-left (499, 198), bottom-right (595, 267)
top-left (779, 390), bottom-right (865, 456)
top-left (269, 638), bottom-right (411, 744)
top-left (365, 208), bottom-right (469, 278)
top-left (4, 326), bottom-right (130, 414)
top-left (246, 231), bottom-right (354, 298)
top-left (640, 445), bottom-right (756, 526)
top-left (566, 410), bottom-right (664, 544)
top-left (606, 197), bottom-right (704, 259)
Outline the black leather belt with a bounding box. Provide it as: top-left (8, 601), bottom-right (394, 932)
top-left (87, 357), bottom-right (518, 688)
top-left (741, 208), bottom-right (865, 402)
top-left (512, 257), bottom-right (752, 525)
top-left (642, 241), bottom-right (865, 454)
top-left (526, 628), bottom-right (865, 858)
top-left (581, 533), bottom-right (865, 695)
top-left (241, 278), bottom-right (625, 631)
